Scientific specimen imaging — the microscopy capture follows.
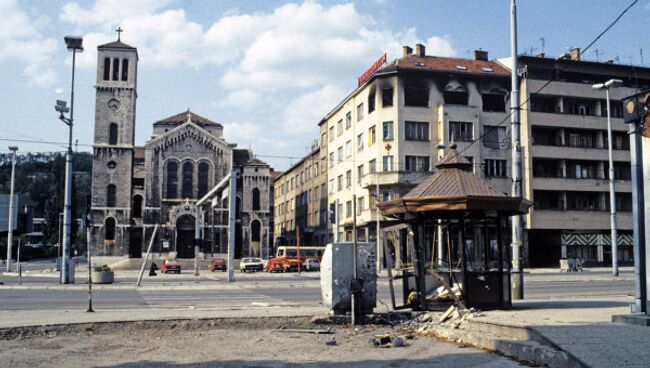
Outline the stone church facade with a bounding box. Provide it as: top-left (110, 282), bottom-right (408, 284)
top-left (89, 37), bottom-right (271, 259)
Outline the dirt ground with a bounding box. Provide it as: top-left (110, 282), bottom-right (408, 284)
top-left (0, 317), bottom-right (527, 367)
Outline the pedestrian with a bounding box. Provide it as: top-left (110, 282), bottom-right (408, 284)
top-left (149, 261), bottom-right (159, 276)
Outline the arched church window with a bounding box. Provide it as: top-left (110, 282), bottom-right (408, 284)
top-left (252, 188), bottom-right (260, 211)
top-left (107, 184), bottom-right (116, 207)
top-left (198, 162), bottom-right (209, 198)
top-left (166, 161), bottom-right (178, 198)
top-left (109, 123), bottom-right (118, 145)
top-left (121, 59), bottom-right (129, 81)
top-left (112, 58), bottom-right (119, 81)
top-left (103, 58), bottom-right (110, 81)
top-left (182, 161), bottom-right (194, 199)
top-left (105, 217), bottom-right (116, 241)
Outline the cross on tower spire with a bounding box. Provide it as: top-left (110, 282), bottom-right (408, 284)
top-left (116, 27), bottom-right (123, 42)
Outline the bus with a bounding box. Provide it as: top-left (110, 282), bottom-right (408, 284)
top-left (275, 246), bottom-right (325, 260)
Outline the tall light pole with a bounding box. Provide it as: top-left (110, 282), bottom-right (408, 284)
top-left (510, 0), bottom-right (524, 299)
top-left (593, 78), bottom-right (623, 276)
top-left (55, 35), bottom-right (83, 284)
top-left (5, 146), bottom-right (18, 272)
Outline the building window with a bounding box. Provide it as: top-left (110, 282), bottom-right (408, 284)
top-left (357, 164), bottom-right (364, 184)
top-left (383, 121), bottom-right (394, 140)
top-left (329, 126), bottom-right (335, 142)
top-left (251, 220), bottom-right (261, 242)
top-left (103, 58), bottom-right (110, 81)
top-left (121, 59), bottom-right (129, 81)
top-left (444, 86), bottom-right (468, 105)
top-left (449, 121), bottom-right (474, 141)
top-left (252, 188), bottom-right (260, 211)
top-left (182, 161), bottom-right (194, 198)
top-left (368, 125), bottom-right (376, 145)
top-left (404, 86), bottom-right (429, 107)
top-left (482, 92), bottom-right (506, 112)
top-left (357, 103), bottom-right (364, 121)
top-left (107, 184), bottom-right (116, 207)
top-left (329, 179), bottom-right (334, 193)
top-left (383, 155), bottom-right (394, 171)
top-left (109, 123), bottom-right (118, 145)
top-left (329, 153), bottom-right (334, 168)
top-left (405, 155), bottom-right (430, 172)
top-left (166, 161), bottom-right (178, 198)
top-left (198, 162), bottom-right (209, 198)
top-left (346, 111), bottom-right (352, 129)
top-left (346, 170), bottom-right (352, 188)
top-left (357, 133), bottom-right (364, 151)
top-left (346, 200), bottom-right (352, 218)
top-left (112, 58), bottom-right (119, 81)
top-left (368, 91), bottom-right (376, 113)
top-left (337, 146), bottom-right (343, 163)
top-left (345, 140), bottom-right (352, 157)
top-left (382, 191), bottom-right (394, 202)
top-left (484, 159), bottom-right (507, 178)
top-left (132, 195), bottom-right (142, 218)
top-left (369, 159), bottom-right (376, 173)
top-left (405, 121), bottom-right (429, 141)
top-left (337, 119), bottom-right (343, 136)
top-left (483, 126), bottom-right (506, 149)
top-left (105, 217), bottom-right (116, 241)
top-left (382, 87), bottom-right (393, 107)
top-left (357, 196), bottom-right (364, 215)
top-left (337, 175), bottom-right (343, 191)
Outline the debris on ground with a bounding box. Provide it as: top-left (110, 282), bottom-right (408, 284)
top-left (277, 326), bottom-right (334, 334)
top-left (325, 337), bottom-right (337, 346)
top-left (368, 334), bottom-right (406, 348)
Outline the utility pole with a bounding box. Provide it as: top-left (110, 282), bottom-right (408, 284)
top-left (375, 173), bottom-right (382, 272)
top-left (630, 123), bottom-right (646, 313)
top-left (227, 171), bottom-right (237, 282)
top-left (510, 0), bottom-right (524, 300)
top-left (6, 146), bottom-right (18, 272)
top-left (194, 205), bottom-right (201, 276)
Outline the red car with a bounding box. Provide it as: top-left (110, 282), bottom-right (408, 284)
top-left (265, 258), bottom-right (286, 273)
top-left (210, 258), bottom-right (227, 272)
top-left (161, 258), bottom-right (181, 274)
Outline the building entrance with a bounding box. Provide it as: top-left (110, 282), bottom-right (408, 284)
top-left (176, 215), bottom-right (195, 258)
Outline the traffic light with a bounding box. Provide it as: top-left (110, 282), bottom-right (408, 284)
top-left (329, 202), bottom-right (337, 224)
top-left (622, 90), bottom-right (650, 124)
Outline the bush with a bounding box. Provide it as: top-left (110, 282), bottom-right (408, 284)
top-left (94, 264), bottom-right (112, 272)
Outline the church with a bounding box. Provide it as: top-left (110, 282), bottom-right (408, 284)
top-left (89, 35), bottom-right (272, 259)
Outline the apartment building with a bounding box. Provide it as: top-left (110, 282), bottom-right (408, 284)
top-left (273, 143), bottom-right (329, 247)
top-left (502, 52), bottom-right (650, 266)
top-left (320, 44), bottom-right (512, 243)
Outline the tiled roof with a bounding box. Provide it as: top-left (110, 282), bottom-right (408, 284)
top-left (381, 54), bottom-right (509, 77)
top-left (98, 40), bottom-right (136, 50)
top-left (154, 110), bottom-right (222, 127)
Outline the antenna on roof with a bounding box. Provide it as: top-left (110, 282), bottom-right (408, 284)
top-left (640, 48), bottom-right (644, 66)
top-left (593, 49), bottom-right (603, 62)
top-left (539, 37), bottom-right (545, 55)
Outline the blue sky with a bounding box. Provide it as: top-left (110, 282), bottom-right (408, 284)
top-left (1, 0), bottom-right (649, 170)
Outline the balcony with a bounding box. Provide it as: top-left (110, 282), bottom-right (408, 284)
top-left (529, 209), bottom-right (632, 231)
top-left (359, 170), bottom-right (430, 189)
top-left (531, 145), bottom-right (630, 161)
top-left (531, 177), bottom-right (632, 192)
top-left (528, 111), bottom-right (628, 132)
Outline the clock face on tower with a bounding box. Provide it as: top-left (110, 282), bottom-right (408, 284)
top-left (108, 99), bottom-right (121, 111)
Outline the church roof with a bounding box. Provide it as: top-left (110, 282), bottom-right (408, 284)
top-left (154, 110), bottom-right (222, 128)
top-left (98, 40), bottom-right (137, 50)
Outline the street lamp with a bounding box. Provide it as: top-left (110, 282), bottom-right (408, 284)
top-left (593, 78), bottom-right (623, 277)
top-left (5, 146), bottom-right (18, 272)
top-left (55, 35), bottom-right (83, 284)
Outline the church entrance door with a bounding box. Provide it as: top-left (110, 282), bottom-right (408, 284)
top-left (176, 215), bottom-right (195, 258)
top-left (129, 227), bottom-right (143, 258)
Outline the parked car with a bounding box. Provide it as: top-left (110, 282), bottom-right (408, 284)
top-left (265, 258), bottom-right (286, 273)
top-left (161, 258), bottom-right (181, 274)
top-left (210, 258), bottom-right (227, 272)
top-left (283, 258), bottom-right (301, 272)
top-left (303, 258), bottom-right (320, 272)
top-left (240, 257), bottom-right (264, 272)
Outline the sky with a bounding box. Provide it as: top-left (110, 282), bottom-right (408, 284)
top-left (1, 0), bottom-right (650, 170)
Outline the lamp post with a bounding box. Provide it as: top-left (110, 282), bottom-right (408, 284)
top-left (593, 78), bottom-right (623, 276)
top-left (55, 35), bottom-right (83, 284)
top-left (5, 146), bottom-right (18, 272)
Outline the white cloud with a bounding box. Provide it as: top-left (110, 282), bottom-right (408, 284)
top-left (282, 84), bottom-right (345, 133)
top-left (60, 0), bottom-right (173, 28)
top-left (0, 0), bottom-right (57, 86)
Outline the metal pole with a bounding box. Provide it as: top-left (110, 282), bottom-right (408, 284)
top-left (6, 147), bottom-right (17, 272)
top-left (297, 225), bottom-right (301, 274)
top-left (194, 206), bottom-right (201, 276)
top-left (227, 170), bottom-right (237, 282)
top-left (351, 194), bottom-right (360, 325)
top-left (17, 238), bottom-right (21, 285)
top-left (605, 88), bottom-right (619, 276)
top-left (334, 199), bottom-right (339, 243)
top-left (630, 124), bottom-right (646, 313)
top-left (136, 224), bottom-right (159, 287)
top-left (375, 182), bottom-right (382, 272)
top-left (510, 0), bottom-right (524, 299)
top-left (86, 222), bottom-right (94, 312)
top-left (61, 49), bottom-right (77, 284)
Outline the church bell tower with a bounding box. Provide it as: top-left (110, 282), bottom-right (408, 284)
top-left (90, 29), bottom-right (138, 255)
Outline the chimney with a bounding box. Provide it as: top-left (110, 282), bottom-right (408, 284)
top-left (474, 50), bottom-right (488, 61)
top-left (403, 45), bottom-right (413, 57)
top-left (570, 47), bottom-right (581, 61)
top-left (415, 43), bottom-right (425, 57)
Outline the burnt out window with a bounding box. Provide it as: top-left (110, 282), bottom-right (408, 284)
top-left (404, 86), bottom-right (429, 107)
top-left (482, 93), bottom-right (506, 112)
top-left (444, 90), bottom-right (468, 105)
top-left (382, 87), bottom-right (393, 107)
top-left (368, 91), bottom-right (376, 113)
top-left (103, 58), bottom-right (110, 81)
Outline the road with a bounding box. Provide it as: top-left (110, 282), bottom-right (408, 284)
top-left (0, 266), bottom-right (635, 311)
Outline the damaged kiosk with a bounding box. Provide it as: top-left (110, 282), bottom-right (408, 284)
top-left (378, 145), bottom-right (532, 310)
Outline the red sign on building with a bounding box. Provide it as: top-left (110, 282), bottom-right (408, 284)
top-left (358, 53), bottom-right (387, 86)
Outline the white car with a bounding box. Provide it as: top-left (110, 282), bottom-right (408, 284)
top-left (302, 258), bottom-right (320, 272)
top-left (240, 257), bottom-right (264, 272)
